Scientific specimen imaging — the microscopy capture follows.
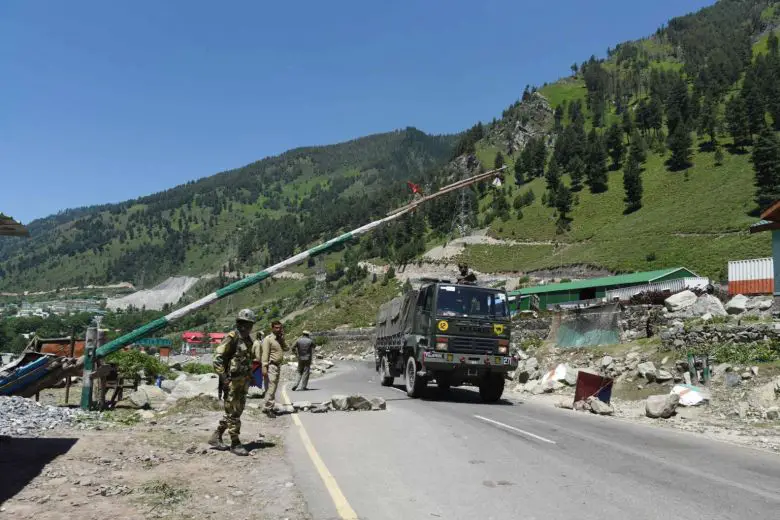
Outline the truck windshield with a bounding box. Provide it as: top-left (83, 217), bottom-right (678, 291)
top-left (436, 286), bottom-right (508, 318)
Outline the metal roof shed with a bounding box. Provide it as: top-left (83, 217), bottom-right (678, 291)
top-left (509, 267), bottom-right (699, 310)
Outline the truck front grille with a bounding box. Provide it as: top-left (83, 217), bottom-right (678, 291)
top-left (449, 337), bottom-right (497, 353)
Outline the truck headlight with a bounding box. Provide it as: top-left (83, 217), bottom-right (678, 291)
top-left (498, 345), bottom-right (508, 354)
top-left (435, 337), bottom-right (448, 351)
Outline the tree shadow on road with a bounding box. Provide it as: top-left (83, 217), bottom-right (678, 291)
top-left (0, 436), bottom-right (78, 505)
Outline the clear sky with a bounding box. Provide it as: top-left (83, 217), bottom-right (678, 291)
top-left (1, 0), bottom-right (715, 223)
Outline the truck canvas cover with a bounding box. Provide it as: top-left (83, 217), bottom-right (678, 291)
top-left (376, 290), bottom-right (418, 339)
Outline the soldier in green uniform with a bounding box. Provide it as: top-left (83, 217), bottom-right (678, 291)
top-left (209, 308), bottom-right (256, 456)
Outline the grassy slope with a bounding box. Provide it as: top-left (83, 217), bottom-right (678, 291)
top-left (459, 43), bottom-right (773, 281)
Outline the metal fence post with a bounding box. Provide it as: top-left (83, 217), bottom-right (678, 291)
top-left (80, 326), bottom-right (97, 410)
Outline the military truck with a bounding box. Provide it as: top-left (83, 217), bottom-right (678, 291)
top-left (374, 279), bottom-right (516, 402)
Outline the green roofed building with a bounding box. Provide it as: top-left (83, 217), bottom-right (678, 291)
top-left (509, 267), bottom-right (699, 311)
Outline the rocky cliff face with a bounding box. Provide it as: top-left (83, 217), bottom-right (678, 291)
top-left (486, 92), bottom-right (554, 154)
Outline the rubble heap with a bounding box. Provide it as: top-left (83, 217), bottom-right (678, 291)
top-left (0, 396), bottom-right (88, 437)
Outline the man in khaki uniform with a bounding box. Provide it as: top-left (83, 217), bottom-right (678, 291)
top-left (209, 309), bottom-right (256, 456)
top-left (257, 320), bottom-right (287, 417)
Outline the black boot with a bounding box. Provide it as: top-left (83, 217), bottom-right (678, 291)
top-left (230, 441), bottom-right (249, 456)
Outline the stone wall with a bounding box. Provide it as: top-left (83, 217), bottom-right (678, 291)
top-left (661, 322), bottom-right (780, 350)
top-left (511, 317), bottom-right (552, 343)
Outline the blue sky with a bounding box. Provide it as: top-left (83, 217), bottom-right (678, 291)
top-left (1, 0), bottom-right (714, 223)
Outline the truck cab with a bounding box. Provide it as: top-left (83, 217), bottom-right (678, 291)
top-left (374, 280), bottom-right (517, 402)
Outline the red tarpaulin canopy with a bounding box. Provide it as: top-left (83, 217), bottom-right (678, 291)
top-left (181, 332), bottom-right (227, 344)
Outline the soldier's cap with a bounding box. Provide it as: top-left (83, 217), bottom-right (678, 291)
top-left (302, 330), bottom-right (311, 336)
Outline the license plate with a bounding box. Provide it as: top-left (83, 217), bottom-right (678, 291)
top-left (446, 354), bottom-right (453, 362)
top-left (494, 357), bottom-right (502, 365)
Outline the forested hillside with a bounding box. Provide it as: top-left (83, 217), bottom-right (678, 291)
top-left (0, 128), bottom-right (457, 290)
top-left (455, 0), bottom-right (780, 280)
top-left (3, 0), bottom-right (780, 292)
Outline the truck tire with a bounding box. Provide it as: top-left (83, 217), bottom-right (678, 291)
top-left (479, 374), bottom-right (505, 403)
top-left (405, 356), bottom-right (426, 398)
top-left (379, 356), bottom-right (394, 387)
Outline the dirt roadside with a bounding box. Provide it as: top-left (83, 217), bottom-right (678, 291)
top-left (0, 396), bottom-right (311, 520)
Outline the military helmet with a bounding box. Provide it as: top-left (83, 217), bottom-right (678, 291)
top-left (236, 308), bottom-right (256, 323)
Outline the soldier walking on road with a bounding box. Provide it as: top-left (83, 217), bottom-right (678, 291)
top-left (209, 309), bottom-right (256, 456)
top-left (291, 330), bottom-right (315, 391)
top-left (258, 320), bottom-right (287, 417)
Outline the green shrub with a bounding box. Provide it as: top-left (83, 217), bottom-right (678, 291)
top-left (181, 362), bottom-right (213, 375)
top-left (105, 349), bottom-right (172, 380)
top-left (707, 342), bottom-right (780, 364)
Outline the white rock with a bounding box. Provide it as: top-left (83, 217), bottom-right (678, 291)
top-left (588, 398), bottom-right (614, 416)
top-left (601, 356), bottom-right (614, 368)
top-left (665, 291), bottom-right (697, 312)
top-left (701, 313), bottom-right (713, 322)
top-left (691, 294), bottom-right (727, 317)
top-left (170, 380), bottom-right (219, 400)
top-left (726, 294), bottom-right (749, 315)
top-left (198, 373), bottom-right (218, 382)
top-left (331, 395), bottom-right (349, 411)
top-left (637, 362), bottom-right (657, 381)
top-left (369, 397), bottom-right (387, 411)
top-left (646, 394), bottom-right (679, 418)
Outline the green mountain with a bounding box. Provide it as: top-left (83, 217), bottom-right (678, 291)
top-left (3, 0), bottom-right (780, 294)
top-left (455, 0), bottom-right (780, 280)
top-left (0, 128), bottom-right (457, 290)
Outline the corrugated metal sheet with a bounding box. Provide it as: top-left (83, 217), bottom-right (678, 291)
top-left (605, 277), bottom-right (711, 302)
top-left (510, 267), bottom-right (698, 296)
top-left (728, 258), bottom-right (774, 295)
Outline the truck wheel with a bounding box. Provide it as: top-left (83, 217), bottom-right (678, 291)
top-left (379, 356), bottom-right (394, 387)
top-left (479, 374), bottom-right (505, 403)
top-left (405, 356), bottom-right (425, 398)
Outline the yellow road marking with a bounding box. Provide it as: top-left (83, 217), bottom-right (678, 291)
top-left (282, 387), bottom-right (358, 519)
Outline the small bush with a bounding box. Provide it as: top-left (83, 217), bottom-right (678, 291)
top-left (105, 349), bottom-right (171, 380)
top-left (712, 342), bottom-right (780, 364)
top-left (181, 362), bottom-right (213, 375)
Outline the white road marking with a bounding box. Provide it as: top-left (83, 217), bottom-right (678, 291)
top-left (389, 387), bottom-right (407, 394)
top-left (474, 415), bottom-right (557, 445)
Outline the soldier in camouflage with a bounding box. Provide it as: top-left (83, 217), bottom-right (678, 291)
top-left (209, 309), bottom-right (256, 456)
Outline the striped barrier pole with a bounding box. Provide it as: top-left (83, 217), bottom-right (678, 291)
top-left (91, 166), bottom-right (507, 363)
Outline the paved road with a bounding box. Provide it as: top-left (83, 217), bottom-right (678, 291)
top-left (284, 362), bottom-right (780, 520)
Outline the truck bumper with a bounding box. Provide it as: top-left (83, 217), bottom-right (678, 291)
top-left (420, 351), bottom-right (517, 374)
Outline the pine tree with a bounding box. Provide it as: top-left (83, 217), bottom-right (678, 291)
top-left (494, 151), bottom-right (505, 170)
top-left (606, 122), bottom-right (625, 170)
top-left (629, 130), bottom-right (647, 164)
top-left (623, 155), bottom-right (643, 213)
top-left (568, 155), bottom-right (585, 192)
top-left (513, 156), bottom-right (525, 185)
top-left (585, 129), bottom-right (608, 193)
top-left (726, 95), bottom-right (751, 150)
top-left (699, 95), bottom-right (720, 144)
top-left (553, 106), bottom-right (564, 131)
top-left (769, 31), bottom-right (779, 58)
top-left (554, 186), bottom-right (573, 232)
top-left (742, 73), bottom-right (767, 137)
top-left (545, 159), bottom-right (562, 205)
top-left (622, 109), bottom-right (634, 141)
top-left (751, 126), bottom-right (780, 212)
top-left (667, 123), bottom-right (693, 171)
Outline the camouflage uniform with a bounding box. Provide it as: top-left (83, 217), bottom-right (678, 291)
top-left (213, 330), bottom-right (253, 444)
